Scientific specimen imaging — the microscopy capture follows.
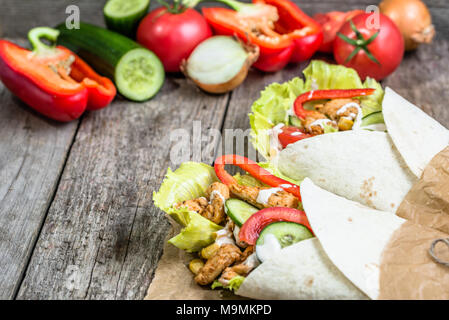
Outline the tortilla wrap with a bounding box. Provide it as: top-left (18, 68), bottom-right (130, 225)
top-left (278, 130), bottom-right (417, 213)
top-left (236, 237), bottom-right (368, 300)
top-left (301, 178), bottom-right (449, 299)
top-left (382, 87), bottom-right (449, 178)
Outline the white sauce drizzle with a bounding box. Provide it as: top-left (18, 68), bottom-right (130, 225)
top-left (268, 123), bottom-right (285, 158)
top-left (279, 184), bottom-right (292, 188)
top-left (308, 118), bottom-right (333, 129)
top-left (336, 102), bottom-right (363, 130)
top-left (242, 253), bottom-right (260, 269)
top-left (215, 227), bottom-right (235, 246)
top-left (256, 187), bottom-right (283, 206)
top-left (210, 190), bottom-right (225, 204)
top-left (290, 131), bottom-right (303, 136)
top-left (255, 234), bottom-right (282, 263)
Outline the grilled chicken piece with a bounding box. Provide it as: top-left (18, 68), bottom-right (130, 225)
top-left (229, 184), bottom-right (299, 209)
top-left (315, 98), bottom-right (360, 121)
top-left (173, 197), bottom-right (208, 215)
top-left (174, 182), bottom-right (230, 225)
top-left (219, 249), bottom-right (260, 285)
top-left (301, 110), bottom-right (336, 135)
top-left (202, 182), bottom-right (230, 225)
top-left (194, 244), bottom-right (242, 285)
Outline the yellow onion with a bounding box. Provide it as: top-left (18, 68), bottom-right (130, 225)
top-left (380, 0), bottom-right (435, 51)
top-left (181, 36), bottom-right (259, 94)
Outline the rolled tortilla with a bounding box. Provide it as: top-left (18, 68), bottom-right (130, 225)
top-left (301, 178), bottom-right (449, 300)
top-left (382, 87), bottom-right (449, 178)
top-left (278, 130), bottom-right (417, 213)
top-left (236, 238), bottom-right (368, 300)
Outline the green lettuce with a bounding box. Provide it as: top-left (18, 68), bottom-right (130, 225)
top-left (167, 206), bottom-right (221, 252)
top-left (153, 162), bottom-right (221, 252)
top-left (249, 60), bottom-right (384, 160)
top-left (211, 276), bottom-right (246, 292)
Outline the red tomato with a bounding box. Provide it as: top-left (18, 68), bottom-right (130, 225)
top-left (239, 207), bottom-right (313, 245)
top-left (333, 13), bottom-right (404, 80)
top-left (137, 8), bottom-right (212, 72)
top-left (277, 126), bottom-right (311, 149)
top-left (314, 10), bottom-right (364, 53)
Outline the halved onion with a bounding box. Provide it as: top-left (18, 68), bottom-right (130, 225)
top-left (181, 36), bottom-right (259, 94)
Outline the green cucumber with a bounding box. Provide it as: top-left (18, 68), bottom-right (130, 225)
top-left (289, 115), bottom-right (302, 128)
top-left (256, 222), bottom-right (313, 248)
top-left (362, 111), bottom-right (384, 126)
top-left (56, 22), bottom-right (164, 101)
top-left (104, 0), bottom-right (150, 37)
top-left (225, 199), bottom-right (259, 227)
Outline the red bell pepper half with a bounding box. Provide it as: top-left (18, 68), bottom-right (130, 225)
top-left (293, 88), bottom-right (375, 119)
top-left (202, 0), bottom-right (322, 72)
top-left (239, 207), bottom-right (313, 245)
top-left (214, 154), bottom-right (301, 200)
top-left (0, 27), bottom-right (116, 122)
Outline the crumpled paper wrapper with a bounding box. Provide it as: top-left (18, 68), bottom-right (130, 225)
top-left (397, 146), bottom-right (449, 234)
top-left (145, 219), bottom-right (245, 300)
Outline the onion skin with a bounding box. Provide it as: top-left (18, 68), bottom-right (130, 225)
top-left (181, 38), bottom-right (260, 94)
top-left (380, 0), bottom-right (435, 51)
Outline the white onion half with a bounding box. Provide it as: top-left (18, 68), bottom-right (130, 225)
top-left (181, 36), bottom-right (259, 94)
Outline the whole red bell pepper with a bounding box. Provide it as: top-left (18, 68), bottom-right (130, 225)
top-left (293, 88), bottom-right (375, 119)
top-left (0, 27), bottom-right (116, 122)
top-left (214, 154), bottom-right (301, 200)
top-left (202, 0), bottom-right (322, 72)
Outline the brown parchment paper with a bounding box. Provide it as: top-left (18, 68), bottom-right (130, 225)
top-left (379, 221), bottom-right (449, 299)
top-left (145, 219), bottom-right (244, 300)
top-left (397, 146), bottom-right (449, 234)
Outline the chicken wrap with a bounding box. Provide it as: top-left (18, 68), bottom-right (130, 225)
top-left (301, 178), bottom-right (449, 300)
top-left (152, 159), bottom-right (366, 299)
top-left (249, 60), bottom-right (449, 213)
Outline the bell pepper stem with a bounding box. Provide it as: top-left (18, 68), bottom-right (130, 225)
top-left (28, 27), bottom-right (60, 56)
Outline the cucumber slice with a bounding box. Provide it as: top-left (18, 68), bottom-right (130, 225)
top-left (56, 22), bottom-right (165, 101)
top-left (115, 48), bottom-right (165, 101)
top-left (362, 110), bottom-right (384, 126)
top-left (289, 115), bottom-right (302, 128)
top-left (225, 199), bottom-right (259, 227)
top-left (256, 222), bottom-right (313, 248)
top-left (104, 0), bottom-right (150, 37)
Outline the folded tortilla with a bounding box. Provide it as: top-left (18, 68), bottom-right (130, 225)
top-left (301, 178), bottom-right (449, 300)
top-left (382, 87), bottom-right (449, 178)
top-left (236, 237), bottom-right (368, 300)
top-left (278, 130), bottom-right (417, 213)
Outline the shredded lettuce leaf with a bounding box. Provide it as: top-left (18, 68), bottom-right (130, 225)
top-left (167, 206), bottom-right (221, 252)
top-left (153, 162), bottom-right (218, 211)
top-left (249, 60), bottom-right (384, 160)
top-left (211, 276), bottom-right (246, 292)
top-left (153, 162), bottom-right (221, 252)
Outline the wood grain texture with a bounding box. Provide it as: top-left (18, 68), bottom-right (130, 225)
top-left (0, 0), bottom-right (447, 301)
top-left (16, 78), bottom-right (230, 300)
top-left (0, 76), bottom-right (78, 299)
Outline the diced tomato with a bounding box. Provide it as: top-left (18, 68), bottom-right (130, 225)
top-left (278, 126), bottom-right (311, 148)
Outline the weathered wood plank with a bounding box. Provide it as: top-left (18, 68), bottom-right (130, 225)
top-left (0, 76), bottom-right (79, 299)
top-left (16, 78), bottom-right (230, 299)
top-left (1, 0), bottom-right (447, 41)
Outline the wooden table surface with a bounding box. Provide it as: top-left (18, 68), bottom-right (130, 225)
top-left (0, 0), bottom-right (448, 300)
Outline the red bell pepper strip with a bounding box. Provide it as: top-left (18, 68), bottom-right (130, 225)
top-left (202, 0), bottom-right (322, 72)
top-left (293, 88), bottom-right (375, 120)
top-left (0, 27), bottom-right (116, 122)
top-left (239, 207), bottom-right (313, 245)
top-left (214, 154), bottom-right (301, 200)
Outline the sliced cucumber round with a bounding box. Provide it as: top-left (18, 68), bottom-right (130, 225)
top-left (104, 0), bottom-right (150, 37)
top-left (225, 199), bottom-right (259, 227)
top-left (362, 110), bottom-right (384, 126)
top-left (115, 48), bottom-right (165, 101)
top-left (256, 222), bottom-right (313, 248)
